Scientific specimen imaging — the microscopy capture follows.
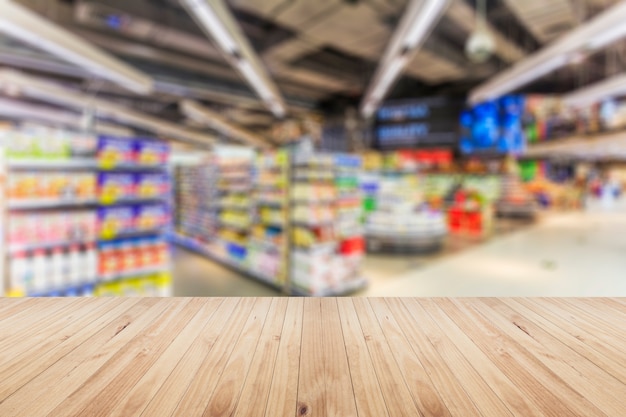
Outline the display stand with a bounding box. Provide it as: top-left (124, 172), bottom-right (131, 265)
top-left (290, 151), bottom-right (367, 296)
top-left (1, 125), bottom-right (172, 297)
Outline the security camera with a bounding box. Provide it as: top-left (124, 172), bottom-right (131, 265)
top-left (465, 30), bottom-right (495, 63)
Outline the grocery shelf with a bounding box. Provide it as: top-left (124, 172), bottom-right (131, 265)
top-left (27, 282), bottom-right (98, 297)
top-left (99, 228), bottom-right (165, 241)
top-left (292, 219), bottom-right (335, 227)
top-left (99, 265), bottom-right (170, 282)
top-left (8, 240), bottom-right (97, 255)
top-left (98, 197), bottom-right (166, 206)
top-left (97, 163), bottom-right (166, 172)
top-left (7, 158), bottom-right (98, 170)
top-left (8, 198), bottom-right (99, 210)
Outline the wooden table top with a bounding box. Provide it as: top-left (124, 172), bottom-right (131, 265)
top-left (1, 297), bottom-right (625, 417)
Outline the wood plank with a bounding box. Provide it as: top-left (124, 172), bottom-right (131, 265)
top-left (441, 298), bottom-right (607, 417)
top-left (0, 298), bottom-right (137, 393)
top-left (503, 298), bottom-right (626, 384)
top-left (515, 298), bottom-right (626, 382)
top-left (400, 298), bottom-right (515, 417)
top-left (297, 298), bottom-right (327, 417)
top-left (526, 298), bottom-right (626, 356)
top-left (0, 298), bottom-right (169, 416)
top-left (0, 298), bottom-right (87, 348)
top-left (550, 298), bottom-right (626, 347)
top-left (0, 298), bottom-right (115, 368)
top-left (0, 297), bottom-right (39, 320)
top-left (352, 297), bottom-right (425, 417)
top-left (336, 297), bottom-right (390, 417)
top-left (319, 298), bottom-right (358, 417)
top-left (476, 298), bottom-right (626, 416)
top-left (264, 298), bottom-right (304, 417)
top-left (201, 298), bottom-right (273, 417)
top-left (383, 298), bottom-right (491, 417)
top-left (232, 298), bottom-right (288, 417)
top-left (583, 298), bottom-right (626, 316)
top-left (368, 299), bottom-right (455, 417)
top-left (67, 298), bottom-right (224, 417)
top-left (418, 298), bottom-right (545, 417)
top-left (138, 298), bottom-right (244, 417)
top-left (166, 298), bottom-right (258, 416)
top-left (35, 298), bottom-right (197, 417)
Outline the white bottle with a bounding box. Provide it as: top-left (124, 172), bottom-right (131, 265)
top-left (32, 249), bottom-right (48, 294)
top-left (69, 245), bottom-right (82, 286)
top-left (10, 251), bottom-right (29, 295)
top-left (51, 248), bottom-right (65, 291)
top-left (85, 243), bottom-right (98, 283)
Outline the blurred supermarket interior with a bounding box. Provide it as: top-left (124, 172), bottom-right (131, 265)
top-left (1, 0), bottom-right (626, 297)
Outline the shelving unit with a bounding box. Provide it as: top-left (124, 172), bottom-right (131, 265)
top-left (172, 147), bottom-right (368, 296)
top-left (290, 152), bottom-right (367, 296)
top-left (1, 126), bottom-right (172, 297)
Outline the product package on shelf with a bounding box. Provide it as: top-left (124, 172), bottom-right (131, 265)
top-left (289, 152), bottom-right (367, 295)
top-left (362, 173), bottom-right (448, 251)
top-left (4, 125), bottom-right (98, 160)
top-left (8, 171), bottom-right (96, 204)
top-left (97, 137), bottom-right (169, 169)
top-left (96, 273), bottom-right (172, 297)
top-left (8, 210), bottom-right (97, 251)
top-left (98, 237), bottom-right (170, 282)
top-left (9, 242), bottom-right (98, 297)
top-left (249, 150), bottom-right (290, 285)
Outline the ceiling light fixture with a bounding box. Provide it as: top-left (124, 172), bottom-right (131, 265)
top-left (0, 0), bottom-right (153, 94)
top-left (469, 0), bottom-right (626, 104)
top-left (0, 70), bottom-right (216, 146)
top-left (0, 97), bottom-right (133, 136)
top-left (360, 0), bottom-right (450, 118)
top-left (180, 0), bottom-right (287, 118)
top-left (563, 73), bottom-right (626, 108)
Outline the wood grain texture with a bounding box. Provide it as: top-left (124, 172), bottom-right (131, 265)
top-left (0, 298), bottom-right (625, 417)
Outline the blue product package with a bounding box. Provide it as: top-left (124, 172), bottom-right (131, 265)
top-left (136, 173), bottom-right (169, 198)
top-left (134, 139), bottom-right (169, 166)
top-left (98, 206), bottom-right (135, 238)
top-left (98, 172), bottom-right (136, 203)
top-left (98, 136), bottom-right (135, 168)
top-left (134, 204), bottom-right (169, 231)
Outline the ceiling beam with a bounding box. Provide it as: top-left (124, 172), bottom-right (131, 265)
top-left (0, 69), bottom-right (218, 146)
top-left (0, 0), bottom-right (153, 93)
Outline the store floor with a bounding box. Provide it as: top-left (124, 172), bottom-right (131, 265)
top-left (172, 201), bottom-right (626, 297)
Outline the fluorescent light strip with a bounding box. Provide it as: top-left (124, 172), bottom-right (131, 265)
top-left (181, 0), bottom-right (239, 54)
top-left (0, 97), bottom-right (133, 136)
top-left (0, 0), bottom-right (152, 94)
top-left (360, 0), bottom-right (449, 118)
top-left (404, 0), bottom-right (449, 49)
top-left (0, 70), bottom-right (215, 146)
top-left (180, 0), bottom-right (287, 118)
top-left (469, 0), bottom-right (626, 104)
top-left (563, 73), bottom-right (626, 108)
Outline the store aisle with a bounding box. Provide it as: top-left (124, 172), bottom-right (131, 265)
top-left (172, 246), bottom-right (280, 297)
top-left (368, 207), bottom-right (626, 297)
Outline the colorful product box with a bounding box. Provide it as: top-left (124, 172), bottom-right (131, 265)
top-left (97, 136), bottom-right (135, 168)
top-left (134, 204), bottom-right (169, 231)
top-left (98, 173), bottom-right (136, 203)
top-left (98, 206), bottom-right (135, 239)
top-left (135, 173), bottom-right (170, 198)
top-left (135, 139), bottom-right (169, 166)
